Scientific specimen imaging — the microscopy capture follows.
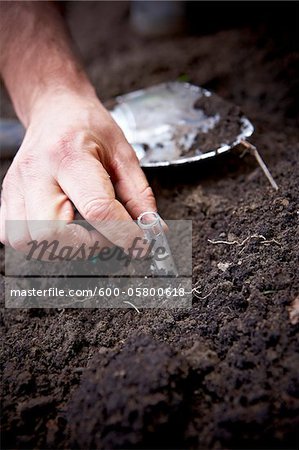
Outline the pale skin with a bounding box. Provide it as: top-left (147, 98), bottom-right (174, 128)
top-left (0, 2), bottom-right (157, 254)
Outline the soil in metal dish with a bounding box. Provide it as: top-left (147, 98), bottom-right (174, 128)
top-left (192, 94), bottom-right (243, 153)
top-left (1, 2), bottom-right (298, 449)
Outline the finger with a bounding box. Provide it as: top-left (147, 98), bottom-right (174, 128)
top-left (23, 178), bottom-right (112, 260)
top-left (1, 188), bottom-right (31, 252)
top-left (24, 178), bottom-right (74, 221)
top-left (56, 154), bottom-right (145, 252)
top-left (109, 141), bottom-right (157, 219)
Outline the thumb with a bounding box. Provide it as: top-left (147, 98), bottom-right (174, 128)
top-left (109, 141), bottom-right (157, 219)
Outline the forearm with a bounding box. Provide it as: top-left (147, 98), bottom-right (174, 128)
top-left (0, 1), bottom-right (96, 127)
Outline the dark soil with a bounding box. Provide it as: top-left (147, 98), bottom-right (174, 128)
top-left (192, 93), bottom-right (243, 153)
top-left (1, 2), bottom-right (299, 449)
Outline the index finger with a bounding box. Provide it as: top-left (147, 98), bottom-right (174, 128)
top-left (56, 153), bottom-right (146, 252)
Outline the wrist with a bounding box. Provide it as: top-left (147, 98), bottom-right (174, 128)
top-left (14, 62), bottom-right (100, 128)
top-left (28, 77), bottom-right (98, 124)
top-left (1, 2), bottom-right (98, 128)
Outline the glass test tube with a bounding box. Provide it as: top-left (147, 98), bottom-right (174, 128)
top-left (137, 212), bottom-right (178, 276)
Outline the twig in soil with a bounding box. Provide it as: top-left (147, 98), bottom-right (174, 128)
top-left (208, 234), bottom-right (267, 247)
top-left (208, 238), bottom-right (239, 245)
top-left (240, 140), bottom-right (278, 190)
top-left (192, 286), bottom-right (217, 300)
top-left (261, 238), bottom-right (281, 246)
top-left (123, 300), bottom-right (141, 313)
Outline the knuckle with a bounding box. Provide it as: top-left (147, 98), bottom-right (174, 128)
top-left (55, 131), bottom-right (99, 172)
top-left (82, 198), bottom-right (115, 222)
top-left (140, 185), bottom-right (155, 202)
top-left (126, 148), bottom-right (139, 166)
top-left (117, 141), bottom-right (137, 160)
top-left (17, 153), bottom-right (37, 176)
top-left (111, 146), bottom-right (138, 172)
top-left (55, 134), bottom-right (78, 170)
top-left (101, 121), bottom-right (123, 142)
top-left (125, 185), bottom-right (156, 218)
top-left (110, 155), bottom-right (123, 173)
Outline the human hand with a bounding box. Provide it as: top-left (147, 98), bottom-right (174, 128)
top-left (0, 91), bottom-right (157, 254)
